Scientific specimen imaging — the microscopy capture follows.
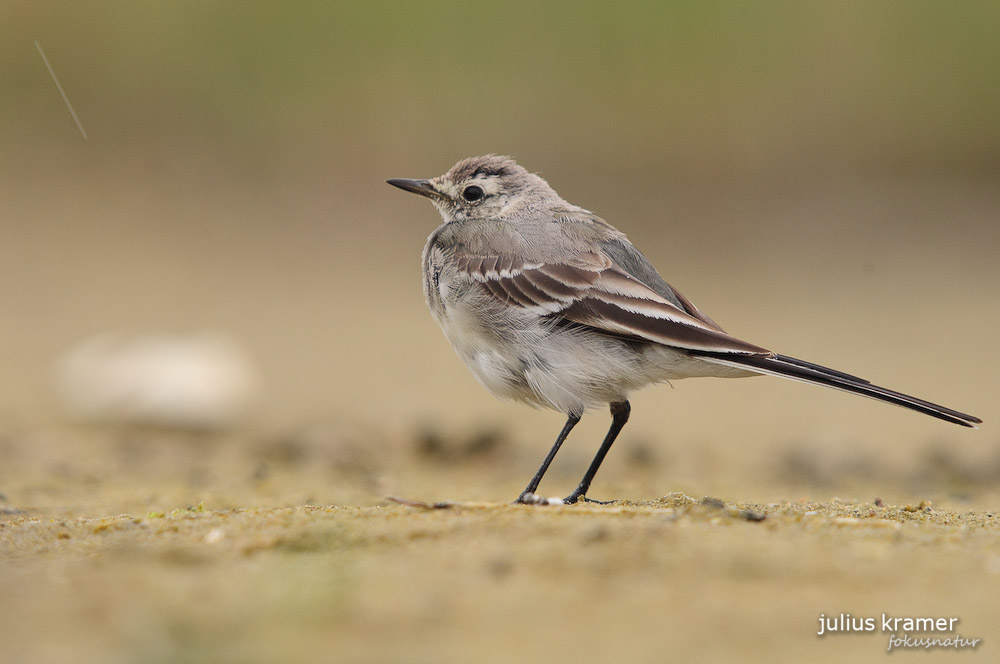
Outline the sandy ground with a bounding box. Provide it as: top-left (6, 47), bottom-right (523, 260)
top-left (2, 424), bottom-right (998, 664)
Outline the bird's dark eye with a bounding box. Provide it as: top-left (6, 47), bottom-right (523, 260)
top-left (462, 185), bottom-right (484, 203)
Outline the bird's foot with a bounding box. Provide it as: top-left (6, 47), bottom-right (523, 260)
top-left (563, 493), bottom-right (614, 505)
top-left (514, 492), bottom-right (565, 506)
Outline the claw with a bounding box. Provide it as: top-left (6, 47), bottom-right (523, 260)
top-left (563, 493), bottom-right (614, 505)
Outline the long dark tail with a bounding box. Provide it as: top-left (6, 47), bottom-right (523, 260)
top-left (691, 352), bottom-right (982, 428)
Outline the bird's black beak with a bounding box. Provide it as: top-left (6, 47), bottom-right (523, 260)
top-left (386, 178), bottom-right (443, 200)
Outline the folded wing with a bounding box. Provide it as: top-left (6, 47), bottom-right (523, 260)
top-left (455, 250), bottom-right (772, 356)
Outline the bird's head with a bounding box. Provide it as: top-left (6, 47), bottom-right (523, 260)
top-left (387, 154), bottom-right (564, 222)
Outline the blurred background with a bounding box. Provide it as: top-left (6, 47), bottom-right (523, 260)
top-left (2, 1), bottom-right (998, 507)
top-left (3, 4), bottom-right (1000, 664)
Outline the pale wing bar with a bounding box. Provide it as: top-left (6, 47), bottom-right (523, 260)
top-left (458, 253), bottom-right (772, 356)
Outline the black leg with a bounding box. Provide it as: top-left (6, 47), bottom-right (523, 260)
top-left (515, 412), bottom-right (581, 503)
top-left (564, 401), bottom-right (630, 504)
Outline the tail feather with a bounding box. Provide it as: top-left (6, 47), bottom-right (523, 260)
top-left (692, 352), bottom-right (982, 428)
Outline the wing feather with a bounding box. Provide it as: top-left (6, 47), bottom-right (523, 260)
top-left (521, 269), bottom-right (579, 301)
top-left (456, 250), bottom-right (772, 356)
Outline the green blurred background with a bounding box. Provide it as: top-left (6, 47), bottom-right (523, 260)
top-left (2, 1), bottom-right (997, 498)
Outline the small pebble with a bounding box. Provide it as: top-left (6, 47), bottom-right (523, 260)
top-left (519, 493), bottom-right (564, 506)
top-left (699, 496), bottom-right (726, 510)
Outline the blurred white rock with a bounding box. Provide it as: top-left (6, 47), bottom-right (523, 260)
top-left (55, 332), bottom-right (261, 430)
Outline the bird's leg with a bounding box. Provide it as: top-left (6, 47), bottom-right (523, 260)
top-left (515, 412), bottom-right (581, 504)
top-left (564, 401), bottom-right (630, 504)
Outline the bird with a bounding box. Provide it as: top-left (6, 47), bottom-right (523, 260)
top-left (387, 155), bottom-right (981, 504)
